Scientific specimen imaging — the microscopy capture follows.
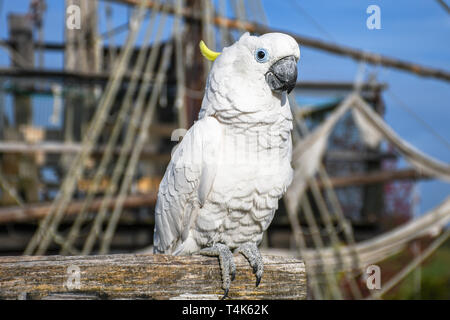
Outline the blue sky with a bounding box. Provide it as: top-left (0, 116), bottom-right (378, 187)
top-left (0, 0), bottom-right (449, 212)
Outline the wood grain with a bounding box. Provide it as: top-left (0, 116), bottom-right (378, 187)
top-left (0, 254), bottom-right (306, 300)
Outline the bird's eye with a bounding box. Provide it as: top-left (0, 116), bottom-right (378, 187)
top-left (254, 48), bottom-right (269, 63)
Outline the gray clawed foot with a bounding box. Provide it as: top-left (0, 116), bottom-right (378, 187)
top-left (238, 242), bottom-right (264, 287)
top-left (199, 242), bottom-right (263, 298)
top-left (200, 243), bottom-right (236, 299)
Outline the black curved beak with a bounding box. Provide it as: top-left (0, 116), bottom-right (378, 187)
top-left (265, 56), bottom-right (298, 94)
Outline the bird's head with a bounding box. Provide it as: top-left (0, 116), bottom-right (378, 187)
top-left (199, 32), bottom-right (300, 122)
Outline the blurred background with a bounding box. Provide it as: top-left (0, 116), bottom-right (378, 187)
top-left (0, 0), bottom-right (449, 299)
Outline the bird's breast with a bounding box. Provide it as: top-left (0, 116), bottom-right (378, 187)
top-left (209, 125), bottom-right (293, 208)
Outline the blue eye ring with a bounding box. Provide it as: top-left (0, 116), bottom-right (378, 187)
top-left (254, 48), bottom-right (269, 63)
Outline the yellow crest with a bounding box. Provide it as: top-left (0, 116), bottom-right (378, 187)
top-left (199, 40), bottom-right (221, 61)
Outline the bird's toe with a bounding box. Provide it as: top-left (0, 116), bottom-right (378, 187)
top-left (238, 242), bottom-right (264, 287)
top-left (200, 243), bottom-right (236, 299)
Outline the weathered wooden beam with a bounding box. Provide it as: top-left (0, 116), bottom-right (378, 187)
top-left (0, 142), bottom-right (171, 162)
top-left (0, 67), bottom-right (173, 85)
top-left (0, 192), bottom-right (157, 223)
top-left (324, 150), bottom-right (397, 162)
top-left (316, 168), bottom-right (431, 189)
top-left (0, 40), bottom-right (164, 56)
top-left (296, 81), bottom-right (388, 91)
top-left (0, 254), bottom-right (306, 300)
top-left (0, 224), bottom-right (153, 254)
top-left (0, 39), bottom-right (65, 51)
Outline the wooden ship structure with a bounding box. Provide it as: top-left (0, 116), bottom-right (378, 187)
top-left (0, 0), bottom-right (449, 300)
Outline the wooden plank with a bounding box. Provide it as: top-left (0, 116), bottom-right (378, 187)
top-left (316, 168), bottom-right (431, 189)
top-left (324, 150), bottom-right (397, 162)
top-left (0, 192), bottom-right (157, 223)
top-left (0, 254), bottom-right (306, 300)
top-left (0, 227), bottom-right (152, 254)
top-left (0, 67), bottom-right (176, 87)
top-left (0, 142), bottom-right (171, 162)
top-left (296, 81), bottom-right (387, 91)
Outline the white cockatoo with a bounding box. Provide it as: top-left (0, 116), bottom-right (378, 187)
top-left (154, 32), bottom-right (300, 298)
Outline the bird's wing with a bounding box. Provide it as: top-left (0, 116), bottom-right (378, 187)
top-left (153, 116), bottom-right (222, 254)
